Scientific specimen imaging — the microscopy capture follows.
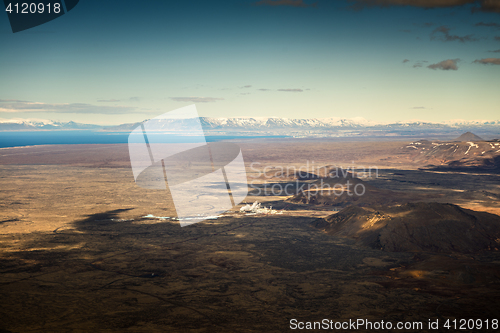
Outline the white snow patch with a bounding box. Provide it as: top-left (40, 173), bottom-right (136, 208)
top-left (143, 214), bottom-right (171, 220)
top-left (465, 142), bottom-right (479, 155)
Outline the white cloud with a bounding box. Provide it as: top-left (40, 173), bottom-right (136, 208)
top-left (170, 97), bottom-right (224, 103)
top-left (0, 100), bottom-right (138, 114)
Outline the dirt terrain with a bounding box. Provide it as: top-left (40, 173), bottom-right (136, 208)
top-left (1, 139), bottom-right (500, 332)
top-left (311, 202), bottom-right (500, 253)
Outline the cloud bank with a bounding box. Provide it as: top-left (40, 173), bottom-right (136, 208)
top-left (253, 0), bottom-right (317, 7)
top-left (0, 100), bottom-right (137, 114)
top-left (277, 89), bottom-right (303, 92)
top-left (97, 99), bottom-right (121, 102)
top-left (431, 26), bottom-right (478, 42)
top-left (427, 59), bottom-right (460, 70)
top-left (473, 58), bottom-right (500, 65)
top-left (475, 22), bottom-right (500, 29)
top-left (170, 97), bottom-right (224, 103)
top-left (348, 0), bottom-right (500, 13)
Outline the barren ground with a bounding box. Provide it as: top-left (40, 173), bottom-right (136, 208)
top-left (1, 140), bottom-right (499, 332)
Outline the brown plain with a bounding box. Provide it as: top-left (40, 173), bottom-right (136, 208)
top-left (0, 139), bottom-right (499, 332)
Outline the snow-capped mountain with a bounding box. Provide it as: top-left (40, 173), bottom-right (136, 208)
top-left (0, 119), bottom-right (101, 130)
top-left (96, 116), bottom-right (381, 133)
top-left (1, 117), bottom-right (499, 138)
top-left (443, 119), bottom-right (500, 127)
top-left (198, 117), bottom-right (376, 129)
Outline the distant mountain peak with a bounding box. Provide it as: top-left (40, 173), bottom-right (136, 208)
top-left (455, 132), bottom-right (484, 142)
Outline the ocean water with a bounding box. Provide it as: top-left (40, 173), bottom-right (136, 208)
top-left (0, 131), bottom-right (287, 149)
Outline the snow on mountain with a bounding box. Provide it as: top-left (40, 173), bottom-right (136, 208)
top-left (444, 119), bottom-right (500, 127)
top-left (0, 118), bottom-right (101, 130)
top-left (1, 117), bottom-right (499, 138)
top-left (197, 116), bottom-right (375, 129)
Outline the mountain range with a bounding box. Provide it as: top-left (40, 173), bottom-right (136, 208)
top-left (0, 119), bottom-right (101, 131)
top-left (1, 117), bottom-right (500, 138)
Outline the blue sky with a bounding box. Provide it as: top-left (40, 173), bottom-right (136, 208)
top-left (1, 0), bottom-right (499, 124)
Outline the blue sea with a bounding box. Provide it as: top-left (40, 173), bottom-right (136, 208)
top-left (0, 131), bottom-right (288, 149)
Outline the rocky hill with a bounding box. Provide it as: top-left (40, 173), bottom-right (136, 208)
top-left (399, 135), bottom-right (500, 170)
top-left (311, 202), bottom-right (500, 254)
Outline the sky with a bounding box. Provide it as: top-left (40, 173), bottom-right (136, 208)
top-left (1, 0), bottom-right (499, 125)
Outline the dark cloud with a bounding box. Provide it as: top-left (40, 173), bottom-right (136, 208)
top-left (241, 85), bottom-right (252, 88)
top-left (474, 0), bottom-right (500, 13)
top-left (413, 62), bottom-right (423, 68)
top-left (403, 59), bottom-right (410, 63)
top-left (431, 25), bottom-right (478, 42)
top-left (475, 22), bottom-right (500, 29)
top-left (253, 0), bottom-right (317, 7)
top-left (348, 0), bottom-right (500, 13)
top-left (277, 89), bottom-right (303, 92)
top-left (427, 59), bottom-right (460, 70)
top-left (414, 22), bottom-right (435, 27)
top-left (258, 89), bottom-right (271, 91)
top-left (495, 36), bottom-right (500, 41)
top-left (473, 57), bottom-right (500, 65)
top-left (489, 49), bottom-right (500, 52)
top-left (0, 100), bottom-right (138, 114)
top-left (349, 0), bottom-right (471, 10)
top-left (411, 106), bottom-right (427, 109)
top-left (170, 97), bottom-right (224, 103)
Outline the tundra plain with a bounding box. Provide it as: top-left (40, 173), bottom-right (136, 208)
top-left (1, 138), bottom-right (499, 332)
